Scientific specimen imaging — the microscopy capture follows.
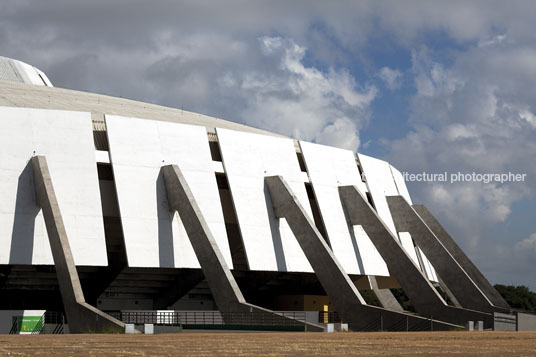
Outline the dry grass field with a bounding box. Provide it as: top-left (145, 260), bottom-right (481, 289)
top-left (1, 331), bottom-right (535, 356)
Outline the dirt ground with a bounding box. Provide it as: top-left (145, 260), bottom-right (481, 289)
top-left (0, 331), bottom-right (535, 356)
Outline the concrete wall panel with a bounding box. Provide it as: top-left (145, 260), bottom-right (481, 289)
top-left (398, 232), bottom-right (420, 266)
top-left (106, 115), bottom-right (232, 268)
top-left (517, 312), bottom-right (536, 331)
top-left (390, 165), bottom-right (412, 204)
top-left (299, 141), bottom-right (388, 276)
top-left (358, 154), bottom-right (399, 236)
top-left (0, 107), bottom-right (107, 265)
top-left (217, 128), bottom-right (312, 272)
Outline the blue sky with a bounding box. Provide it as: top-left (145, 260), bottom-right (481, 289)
top-left (1, 0), bottom-right (535, 289)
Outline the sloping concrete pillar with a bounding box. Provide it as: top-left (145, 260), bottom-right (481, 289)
top-left (339, 185), bottom-right (493, 327)
top-left (368, 276), bottom-right (404, 312)
top-left (31, 156), bottom-right (124, 333)
top-left (412, 204), bottom-right (510, 309)
top-left (413, 245), bottom-right (462, 307)
top-left (387, 196), bottom-right (498, 312)
top-left (266, 175), bottom-right (460, 331)
top-left (436, 275), bottom-right (463, 308)
top-left (162, 165), bottom-right (324, 331)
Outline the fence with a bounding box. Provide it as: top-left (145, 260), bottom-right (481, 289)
top-left (118, 310), bottom-right (310, 331)
top-left (43, 311), bottom-right (65, 334)
top-left (344, 314), bottom-right (443, 332)
top-left (319, 311), bottom-right (341, 324)
top-left (117, 310), bottom-right (443, 332)
top-left (493, 312), bottom-right (516, 331)
top-left (6, 310), bottom-right (466, 333)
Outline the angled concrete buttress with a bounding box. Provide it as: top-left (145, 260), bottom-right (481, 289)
top-left (339, 185), bottom-right (493, 328)
top-left (368, 276), bottom-right (404, 312)
top-left (265, 175), bottom-right (460, 331)
top-left (161, 165), bottom-right (324, 331)
top-left (412, 204), bottom-right (510, 309)
top-left (31, 156), bottom-right (125, 333)
top-left (386, 196), bottom-right (507, 313)
top-left (435, 275), bottom-right (463, 308)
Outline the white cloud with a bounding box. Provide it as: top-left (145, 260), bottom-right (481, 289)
top-left (38, 30), bottom-right (376, 151)
top-left (478, 34), bottom-right (507, 48)
top-left (221, 36), bottom-right (376, 150)
top-left (412, 48), bottom-right (463, 98)
top-left (444, 123), bottom-right (478, 141)
top-left (515, 233), bottom-right (536, 254)
top-left (385, 43), bottom-right (536, 260)
top-left (519, 109), bottom-right (536, 128)
top-left (315, 118), bottom-right (360, 149)
top-left (378, 67), bottom-right (402, 90)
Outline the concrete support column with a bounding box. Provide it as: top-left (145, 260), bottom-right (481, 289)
top-left (436, 275), bottom-right (463, 308)
top-left (339, 185), bottom-right (493, 327)
top-left (412, 205), bottom-right (510, 309)
top-left (31, 156), bottom-right (124, 333)
top-left (386, 196), bottom-right (494, 312)
top-left (368, 276), bottom-right (404, 312)
top-left (266, 176), bottom-right (459, 331)
top-left (162, 165), bottom-right (246, 310)
top-left (162, 165), bottom-right (324, 331)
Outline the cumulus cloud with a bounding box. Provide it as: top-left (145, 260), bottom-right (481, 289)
top-left (226, 37), bottom-right (376, 150)
top-left (137, 35), bottom-right (377, 151)
top-left (1, 0), bottom-right (379, 152)
top-left (378, 67), bottom-right (402, 90)
top-left (478, 34), bottom-right (507, 48)
top-left (515, 233), bottom-right (536, 254)
top-left (519, 109), bottom-right (536, 128)
top-left (384, 40), bottom-right (536, 283)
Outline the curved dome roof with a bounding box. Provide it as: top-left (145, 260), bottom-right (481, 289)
top-left (0, 56), bottom-right (52, 87)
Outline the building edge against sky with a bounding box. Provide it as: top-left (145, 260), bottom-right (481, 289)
top-left (1, 57), bottom-right (534, 333)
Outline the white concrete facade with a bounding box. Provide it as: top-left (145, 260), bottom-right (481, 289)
top-left (0, 107), bottom-right (107, 266)
top-left (0, 105), bottom-right (437, 279)
top-left (0, 101), bottom-right (437, 281)
top-left (0, 62), bottom-right (440, 285)
top-left (299, 141), bottom-right (389, 276)
top-left (106, 115), bottom-right (233, 268)
top-left (217, 128), bottom-right (313, 272)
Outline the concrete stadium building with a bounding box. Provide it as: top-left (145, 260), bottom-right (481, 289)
top-left (0, 57), bottom-right (531, 333)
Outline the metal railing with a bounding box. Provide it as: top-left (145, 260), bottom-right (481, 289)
top-left (31, 315), bottom-right (45, 334)
top-left (4, 310), bottom-right (459, 333)
top-left (115, 310), bottom-right (446, 332)
top-left (9, 317), bottom-right (21, 334)
top-left (319, 311), bottom-right (341, 324)
top-left (351, 314), bottom-right (440, 332)
top-left (494, 312), bottom-right (516, 331)
top-left (116, 310), bottom-right (310, 331)
top-left (319, 311), bottom-right (440, 332)
top-left (43, 311), bottom-right (65, 334)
